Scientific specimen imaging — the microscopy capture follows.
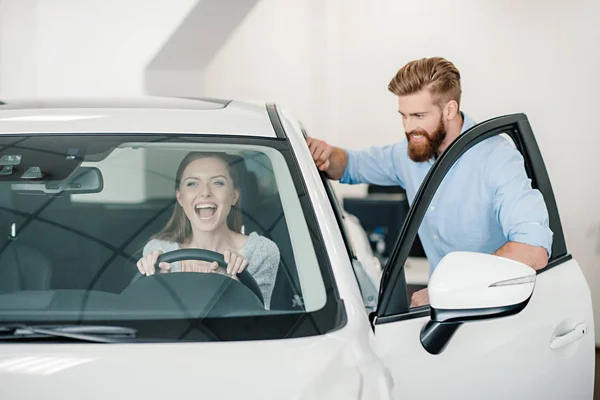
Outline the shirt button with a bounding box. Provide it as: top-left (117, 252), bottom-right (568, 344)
top-left (430, 206), bottom-right (435, 211)
top-left (433, 235), bottom-right (439, 240)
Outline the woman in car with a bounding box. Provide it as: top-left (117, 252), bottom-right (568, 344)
top-left (136, 151), bottom-right (280, 308)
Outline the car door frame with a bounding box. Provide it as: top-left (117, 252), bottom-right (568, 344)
top-left (374, 113), bottom-right (570, 323)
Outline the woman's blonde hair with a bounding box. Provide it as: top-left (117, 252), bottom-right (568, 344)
top-left (153, 152), bottom-right (243, 243)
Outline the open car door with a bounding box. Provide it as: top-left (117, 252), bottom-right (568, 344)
top-left (373, 114), bottom-right (595, 399)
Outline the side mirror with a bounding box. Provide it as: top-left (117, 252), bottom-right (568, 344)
top-left (420, 251), bottom-right (536, 355)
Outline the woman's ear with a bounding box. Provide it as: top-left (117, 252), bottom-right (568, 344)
top-left (176, 190), bottom-right (183, 207)
top-left (232, 189), bottom-right (240, 206)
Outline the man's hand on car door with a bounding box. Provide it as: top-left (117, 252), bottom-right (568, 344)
top-left (410, 288), bottom-right (429, 307)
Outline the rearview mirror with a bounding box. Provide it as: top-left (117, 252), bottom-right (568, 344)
top-left (11, 167), bottom-right (104, 194)
top-left (420, 252), bottom-right (536, 355)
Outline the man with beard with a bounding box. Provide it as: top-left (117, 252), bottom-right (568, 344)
top-left (306, 57), bottom-right (552, 307)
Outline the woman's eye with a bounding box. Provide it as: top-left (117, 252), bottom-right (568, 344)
top-left (186, 181), bottom-right (198, 187)
top-left (213, 180), bottom-right (225, 187)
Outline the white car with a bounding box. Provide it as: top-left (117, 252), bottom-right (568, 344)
top-left (0, 97), bottom-right (594, 399)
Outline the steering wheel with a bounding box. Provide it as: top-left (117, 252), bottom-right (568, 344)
top-left (131, 249), bottom-right (263, 305)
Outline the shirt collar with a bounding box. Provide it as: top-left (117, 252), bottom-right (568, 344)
top-left (460, 111), bottom-right (476, 134)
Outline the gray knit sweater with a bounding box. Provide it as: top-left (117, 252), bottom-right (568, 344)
top-left (142, 232), bottom-right (280, 308)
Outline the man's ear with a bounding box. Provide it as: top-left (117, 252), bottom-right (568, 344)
top-left (444, 100), bottom-right (459, 121)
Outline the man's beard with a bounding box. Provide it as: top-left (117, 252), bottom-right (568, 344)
top-left (406, 117), bottom-right (447, 162)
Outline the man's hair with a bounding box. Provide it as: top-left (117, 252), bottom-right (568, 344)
top-left (388, 57), bottom-right (462, 109)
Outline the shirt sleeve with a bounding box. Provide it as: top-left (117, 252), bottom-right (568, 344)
top-left (340, 142), bottom-right (406, 187)
top-left (486, 141), bottom-right (554, 257)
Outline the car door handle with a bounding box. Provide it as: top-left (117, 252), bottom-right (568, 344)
top-left (550, 322), bottom-right (588, 350)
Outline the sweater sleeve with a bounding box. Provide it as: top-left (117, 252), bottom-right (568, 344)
top-left (242, 233), bottom-right (280, 309)
top-left (142, 239), bottom-right (180, 271)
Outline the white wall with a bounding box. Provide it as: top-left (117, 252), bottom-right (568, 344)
top-left (0, 0), bottom-right (38, 95)
top-left (145, 0), bottom-right (259, 96)
top-left (204, 0), bottom-right (600, 343)
top-left (205, 0), bottom-right (329, 134)
top-left (0, 0), bottom-right (196, 96)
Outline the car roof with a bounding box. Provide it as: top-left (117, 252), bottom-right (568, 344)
top-left (0, 96), bottom-right (280, 138)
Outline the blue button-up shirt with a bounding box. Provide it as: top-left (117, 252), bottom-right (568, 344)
top-left (341, 113), bottom-right (553, 273)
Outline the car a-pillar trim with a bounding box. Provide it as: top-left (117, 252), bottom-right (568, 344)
top-left (263, 107), bottom-right (348, 334)
top-left (266, 104), bottom-right (287, 139)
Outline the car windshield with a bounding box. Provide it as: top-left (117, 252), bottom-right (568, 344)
top-left (0, 134), bottom-right (343, 342)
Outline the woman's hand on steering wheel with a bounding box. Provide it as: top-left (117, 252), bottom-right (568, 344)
top-left (136, 249), bottom-right (248, 277)
top-left (132, 248), bottom-right (264, 305)
top-left (137, 250), bottom-right (170, 276)
top-left (223, 250), bottom-right (249, 276)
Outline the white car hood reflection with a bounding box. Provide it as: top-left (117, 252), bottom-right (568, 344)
top-left (0, 335), bottom-right (364, 400)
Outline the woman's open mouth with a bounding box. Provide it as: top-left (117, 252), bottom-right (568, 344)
top-left (195, 204), bottom-right (217, 220)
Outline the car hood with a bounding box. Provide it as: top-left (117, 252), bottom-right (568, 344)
top-left (0, 335), bottom-right (365, 400)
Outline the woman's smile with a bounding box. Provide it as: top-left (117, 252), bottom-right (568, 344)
top-left (195, 203), bottom-right (218, 220)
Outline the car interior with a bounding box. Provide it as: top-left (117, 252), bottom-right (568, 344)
top-left (0, 143), bottom-right (306, 314)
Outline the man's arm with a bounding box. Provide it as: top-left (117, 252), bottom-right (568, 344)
top-left (306, 137), bottom-right (348, 180)
top-left (487, 141), bottom-right (553, 269)
top-left (493, 242), bottom-right (548, 270)
top-left (306, 137), bottom-right (406, 186)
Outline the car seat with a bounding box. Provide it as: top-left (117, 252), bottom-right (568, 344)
top-left (0, 187), bottom-right (52, 293)
top-left (235, 161), bottom-right (304, 311)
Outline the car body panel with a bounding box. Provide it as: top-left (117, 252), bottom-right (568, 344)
top-left (0, 332), bottom-right (366, 399)
top-left (0, 98), bottom-right (276, 137)
top-left (375, 258), bottom-right (594, 399)
top-left (0, 98), bottom-right (593, 400)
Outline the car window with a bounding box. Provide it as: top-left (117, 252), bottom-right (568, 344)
top-left (0, 134), bottom-right (344, 341)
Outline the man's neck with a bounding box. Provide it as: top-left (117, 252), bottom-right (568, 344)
top-left (437, 112), bottom-right (464, 155)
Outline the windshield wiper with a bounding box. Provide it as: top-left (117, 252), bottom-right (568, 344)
top-left (0, 324), bottom-right (137, 343)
